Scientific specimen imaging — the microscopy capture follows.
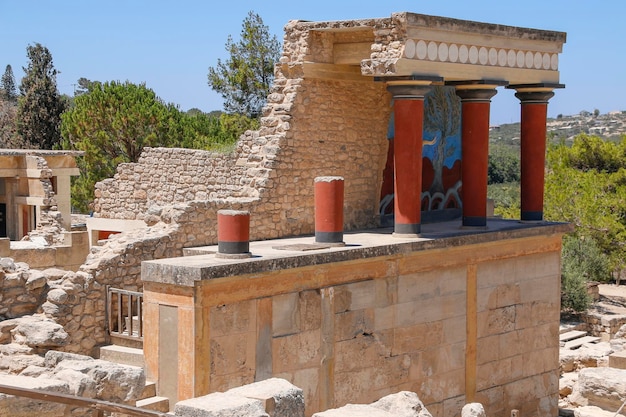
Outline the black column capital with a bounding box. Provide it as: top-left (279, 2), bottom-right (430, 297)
top-left (514, 90), bottom-right (555, 104)
top-left (454, 88), bottom-right (498, 102)
top-left (386, 83), bottom-right (433, 99)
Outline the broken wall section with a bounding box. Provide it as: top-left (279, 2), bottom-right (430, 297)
top-left (93, 18), bottom-right (392, 242)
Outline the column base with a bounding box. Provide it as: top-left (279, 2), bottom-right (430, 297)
top-left (315, 231), bottom-right (344, 245)
top-left (462, 216), bottom-right (487, 227)
top-left (218, 241), bottom-right (250, 255)
top-left (394, 223), bottom-right (421, 236)
top-left (521, 211), bottom-right (543, 222)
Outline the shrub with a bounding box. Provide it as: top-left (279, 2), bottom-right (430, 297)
top-left (561, 235), bottom-right (611, 312)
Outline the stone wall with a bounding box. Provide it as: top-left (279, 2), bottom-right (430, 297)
top-left (92, 19), bottom-right (390, 242)
top-left (143, 228), bottom-right (566, 417)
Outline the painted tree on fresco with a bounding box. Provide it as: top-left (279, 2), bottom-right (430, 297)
top-left (423, 86), bottom-right (461, 195)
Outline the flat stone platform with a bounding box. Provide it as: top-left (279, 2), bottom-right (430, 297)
top-left (142, 218), bottom-right (572, 287)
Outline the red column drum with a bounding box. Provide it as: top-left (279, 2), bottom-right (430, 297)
top-left (314, 176), bottom-right (344, 245)
top-left (217, 209), bottom-right (251, 258)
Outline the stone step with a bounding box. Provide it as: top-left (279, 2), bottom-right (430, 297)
top-left (98, 344), bottom-right (145, 369)
top-left (139, 381), bottom-right (157, 400)
top-left (136, 395), bottom-right (170, 413)
top-left (564, 335), bottom-right (601, 350)
top-left (609, 350), bottom-right (626, 369)
top-left (559, 330), bottom-right (588, 342)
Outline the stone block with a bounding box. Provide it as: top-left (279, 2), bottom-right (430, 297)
top-left (372, 391), bottom-right (433, 417)
top-left (313, 404), bottom-right (393, 417)
top-left (577, 367), bottom-right (626, 411)
top-left (477, 306), bottom-right (515, 337)
top-left (226, 377), bottom-right (305, 417)
top-left (300, 290), bottom-right (321, 331)
top-left (609, 349), bottom-right (626, 369)
top-left (210, 333), bottom-right (255, 376)
top-left (271, 329), bottom-right (320, 373)
top-left (392, 322), bottom-right (443, 356)
top-left (341, 280), bottom-right (377, 311)
top-left (461, 403), bottom-right (486, 417)
top-left (174, 392), bottom-right (268, 417)
top-left (477, 258), bottom-right (516, 290)
top-left (0, 374), bottom-right (69, 417)
top-left (334, 309), bottom-right (374, 342)
top-left (519, 277), bottom-right (559, 304)
top-left (210, 300), bottom-right (255, 337)
top-left (272, 292), bottom-right (301, 337)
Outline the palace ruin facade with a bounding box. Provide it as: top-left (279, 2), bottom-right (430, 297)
top-left (1, 11), bottom-right (570, 417)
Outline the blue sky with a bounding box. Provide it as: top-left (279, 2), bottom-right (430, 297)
top-left (2, 1), bottom-right (624, 124)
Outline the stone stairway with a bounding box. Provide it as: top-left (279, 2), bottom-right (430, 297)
top-left (559, 329), bottom-right (601, 350)
top-left (99, 344), bottom-right (170, 412)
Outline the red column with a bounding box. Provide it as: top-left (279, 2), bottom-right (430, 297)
top-left (314, 176), bottom-right (345, 245)
top-left (455, 88), bottom-right (498, 227)
top-left (514, 90), bottom-right (555, 221)
top-left (217, 209), bottom-right (251, 258)
top-left (387, 83), bottom-right (432, 236)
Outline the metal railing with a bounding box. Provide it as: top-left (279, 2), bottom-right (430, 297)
top-left (0, 383), bottom-right (168, 417)
top-left (106, 286), bottom-right (143, 341)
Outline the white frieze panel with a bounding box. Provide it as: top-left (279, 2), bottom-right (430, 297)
top-left (403, 39), bottom-right (559, 71)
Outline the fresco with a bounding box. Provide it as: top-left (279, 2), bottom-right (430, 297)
top-left (380, 86), bottom-right (462, 219)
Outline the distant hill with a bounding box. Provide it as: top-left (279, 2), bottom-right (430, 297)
top-left (489, 110), bottom-right (626, 146)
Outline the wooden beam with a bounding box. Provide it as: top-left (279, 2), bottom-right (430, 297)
top-left (0, 383), bottom-right (169, 416)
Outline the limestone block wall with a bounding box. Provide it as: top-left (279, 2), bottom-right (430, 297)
top-left (143, 231), bottom-right (564, 417)
top-left (93, 19), bottom-right (391, 242)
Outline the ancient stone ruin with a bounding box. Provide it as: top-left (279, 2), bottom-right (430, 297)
top-left (0, 10), bottom-right (590, 417)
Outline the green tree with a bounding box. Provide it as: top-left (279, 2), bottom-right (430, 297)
top-left (0, 99), bottom-right (29, 148)
top-left (488, 144), bottom-right (520, 184)
top-left (17, 43), bottom-right (67, 149)
top-left (1, 65), bottom-right (17, 103)
top-left (561, 235), bottom-right (611, 312)
top-left (74, 77), bottom-right (96, 96)
top-left (61, 81), bottom-right (183, 212)
top-left (545, 135), bottom-right (626, 272)
top-left (208, 11), bottom-right (281, 118)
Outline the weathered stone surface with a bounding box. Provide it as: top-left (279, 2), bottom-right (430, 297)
top-left (560, 372), bottom-right (579, 397)
top-left (0, 373), bottom-right (69, 417)
top-left (174, 392), bottom-right (269, 417)
top-left (560, 342), bottom-right (613, 372)
top-left (0, 257), bottom-right (17, 272)
top-left (0, 353), bottom-right (45, 374)
top-left (0, 319), bottom-right (19, 343)
top-left (54, 368), bottom-right (97, 397)
top-left (11, 317), bottom-right (68, 347)
top-left (18, 365), bottom-right (48, 377)
top-left (46, 288), bottom-right (68, 304)
top-left (24, 270), bottom-right (47, 290)
top-left (313, 404), bottom-right (394, 417)
top-left (226, 377), bottom-right (305, 417)
top-left (461, 403), bottom-right (486, 417)
top-left (53, 358), bottom-right (145, 403)
top-left (573, 405), bottom-right (625, 417)
top-left (371, 391), bottom-right (433, 417)
top-left (576, 367), bottom-right (626, 411)
top-left (43, 350), bottom-right (92, 368)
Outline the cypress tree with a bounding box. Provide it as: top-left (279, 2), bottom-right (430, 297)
top-left (0, 65), bottom-right (17, 103)
top-left (17, 43), bottom-right (66, 149)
